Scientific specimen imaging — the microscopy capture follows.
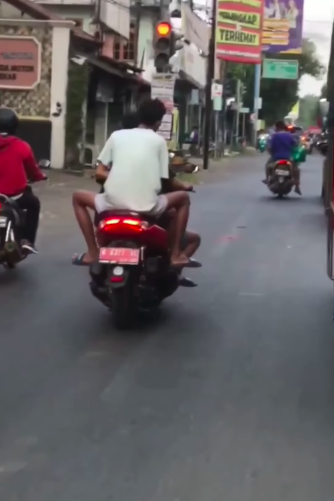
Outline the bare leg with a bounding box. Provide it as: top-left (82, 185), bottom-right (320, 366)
top-left (164, 191), bottom-right (190, 267)
top-left (263, 158), bottom-right (272, 184)
top-left (164, 211), bottom-right (200, 259)
top-left (183, 231), bottom-right (201, 257)
top-left (72, 191), bottom-right (99, 264)
top-left (294, 165), bottom-right (302, 195)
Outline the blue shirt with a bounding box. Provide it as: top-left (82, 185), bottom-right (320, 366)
top-left (269, 131), bottom-right (296, 161)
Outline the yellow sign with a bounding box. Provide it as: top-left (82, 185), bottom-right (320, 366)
top-left (218, 10), bottom-right (261, 29)
top-left (226, 0), bottom-right (261, 6)
top-left (215, 0), bottom-right (263, 64)
top-left (216, 27), bottom-right (260, 46)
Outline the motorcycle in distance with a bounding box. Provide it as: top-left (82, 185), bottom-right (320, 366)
top-left (89, 163), bottom-right (199, 330)
top-left (266, 126), bottom-right (306, 198)
top-left (0, 160), bottom-right (49, 269)
top-left (267, 159), bottom-right (295, 198)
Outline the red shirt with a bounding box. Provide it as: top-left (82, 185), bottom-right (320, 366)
top-left (0, 135), bottom-right (45, 196)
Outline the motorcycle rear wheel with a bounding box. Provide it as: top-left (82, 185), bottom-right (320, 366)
top-left (112, 284), bottom-right (135, 330)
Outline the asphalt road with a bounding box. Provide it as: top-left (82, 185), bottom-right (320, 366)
top-left (0, 153), bottom-right (333, 501)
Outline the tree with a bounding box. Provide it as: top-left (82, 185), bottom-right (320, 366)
top-left (227, 39), bottom-right (325, 125)
top-left (321, 83), bottom-right (327, 99)
top-left (298, 94), bottom-right (319, 127)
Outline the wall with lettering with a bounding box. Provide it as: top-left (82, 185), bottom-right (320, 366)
top-left (0, 25), bottom-right (52, 117)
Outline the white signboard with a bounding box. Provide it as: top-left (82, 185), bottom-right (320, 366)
top-left (158, 112), bottom-right (173, 141)
top-left (151, 73), bottom-right (176, 111)
top-left (181, 3), bottom-right (209, 55)
top-left (180, 44), bottom-right (206, 89)
top-left (211, 83), bottom-right (223, 98)
top-left (254, 97), bottom-right (262, 110)
top-left (151, 73), bottom-right (176, 140)
top-left (100, 0), bottom-right (130, 39)
top-left (213, 96), bottom-right (223, 111)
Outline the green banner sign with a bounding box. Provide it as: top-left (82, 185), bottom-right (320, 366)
top-left (262, 60), bottom-right (299, 80)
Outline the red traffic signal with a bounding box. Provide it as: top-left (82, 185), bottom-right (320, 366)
top-left (156, 22), bottom-right (172, 37)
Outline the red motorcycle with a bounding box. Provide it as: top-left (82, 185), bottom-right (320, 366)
top-left (89, 211), bottom-right (181, 329)
top-left (268, 159), bottom-right (294, 198)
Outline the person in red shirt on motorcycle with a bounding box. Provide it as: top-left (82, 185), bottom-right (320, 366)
top-left (0, 107), bottom-right (46, 253)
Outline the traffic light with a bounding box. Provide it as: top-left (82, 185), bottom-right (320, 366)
top-left (154, 21), bottom-right (184, 72)
top-left (154, 21), bottom-right (172, 72)
top-left (224, 72), bottom-right (236, 98)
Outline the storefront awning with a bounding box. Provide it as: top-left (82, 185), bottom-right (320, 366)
top-left (87, 56), bottom-right (150, 86)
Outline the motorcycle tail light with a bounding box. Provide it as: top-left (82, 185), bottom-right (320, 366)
top-left (99, 217), bottom-right (149, 232)
top-left (277, 160), bottom-right (290, 166)
top-left (110, 276), bottom-right (124, 283)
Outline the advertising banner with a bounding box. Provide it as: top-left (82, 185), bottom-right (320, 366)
top-left (215, 0), bottom-right (264, 64)
top-left (0, 36), bottom-right (41, 90)
top-left (263, 0), bottom-right (304, 54)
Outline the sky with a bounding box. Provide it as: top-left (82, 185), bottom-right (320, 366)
top-left (174, 0), bottom-right (334, 97)
top-left (300, 0), bottom-right (334, 96)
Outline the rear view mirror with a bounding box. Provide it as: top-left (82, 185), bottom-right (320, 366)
top-left (39, 159), bottom-right (50, 169)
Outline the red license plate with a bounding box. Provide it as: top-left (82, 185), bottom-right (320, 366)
top-left (99, 247), bottom-right (140, 265)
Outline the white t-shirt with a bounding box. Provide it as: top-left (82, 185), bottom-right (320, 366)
top-left (98, 127), bottom-right (169, 212)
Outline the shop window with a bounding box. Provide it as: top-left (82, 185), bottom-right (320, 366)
top-left (113, 22), bottom-right (136, 62)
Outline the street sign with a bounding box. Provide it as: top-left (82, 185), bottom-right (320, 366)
top-left (190, 89), bottom-right (199, 105)
top-left (151, 73), bottom-right (176, 140)
top-left (262, 60), bottom-right (299, 80)
top-left (211, 82), bottom-right (223, 99)
top-left (213, 96), bottom-right (223, 111)
top-left (240, 107), bottom-right (250, 113)
top-left (151, 73), bottom-right (176, 111)
top-left (254, 97), bottom-right (262, 110)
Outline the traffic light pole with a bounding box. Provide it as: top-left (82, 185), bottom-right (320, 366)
top-left (202, 0), bottom-right (217, 170)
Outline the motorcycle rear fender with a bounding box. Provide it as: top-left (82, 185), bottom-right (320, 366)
top-left (108, 266), bottom-right (132, 290)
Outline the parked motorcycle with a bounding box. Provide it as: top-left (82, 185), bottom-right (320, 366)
top-left (89, 211), bottom-right (183, 329)
top-left (257, 134), bottom-right (268, 153)
top-left (169, 150), bottom-right (199, 174)
top-left (0, 161), bottom-right (49, 269)
top-left (268, 159), bottom-right (294, 198)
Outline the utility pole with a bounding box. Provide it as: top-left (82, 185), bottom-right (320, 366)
top-left (252, 63), bottom-right (261, 147)
top-left (202, 0), bottom-right (217, 170)
top-left (133, 0), bottom-right (142, 68)
top-left (235, 79), bottom-right (241, 147)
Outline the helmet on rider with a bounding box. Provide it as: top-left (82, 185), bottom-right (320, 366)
top-left (0, 107), bottom-right (19, 135)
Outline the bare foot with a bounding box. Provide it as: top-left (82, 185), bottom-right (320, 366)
top-left (72, 252), bottom-right (98, 266)
top-left (171, 253), bottom-right (190, 268)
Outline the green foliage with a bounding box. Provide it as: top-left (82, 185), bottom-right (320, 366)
top-left (226, 38), bottom-right (325, 125)
top-left (298, 94), bottom-right (319, 127)
top-left (321, 83), bottom-right (327, 99)
top-left (65, 61), bottom-right (89, 166)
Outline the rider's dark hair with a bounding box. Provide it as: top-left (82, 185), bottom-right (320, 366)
top-left (0, 107), bottom-right (19, 135)
top-left (137, 99), bottom-right (166, 127)
top-left (122, 111), bottom-right (140, 129)
top-left (275, 120), bottom-right (287, 131)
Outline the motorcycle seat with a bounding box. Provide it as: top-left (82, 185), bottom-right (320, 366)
top-left (0, 194), bottom-right (23, 225)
